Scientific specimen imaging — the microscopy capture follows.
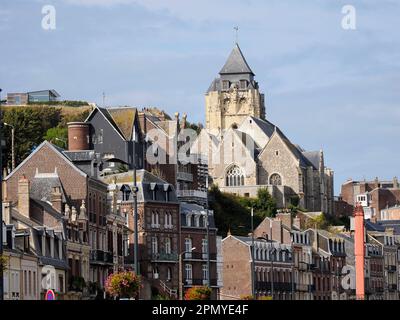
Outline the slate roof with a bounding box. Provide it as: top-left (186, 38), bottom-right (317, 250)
top-left (63, 150), bottom-right (96, 162)
top-left (30, 176), bottom-right (67, 203)
top-left (302, 151), bottom-right (321, 169)
top-left (366, 220), bottom-right (400, 234)
top-left (219, 43), bottom-right (254, 75)
top-left (102, 169), bottom-right (178, 203)
top-left (180, 202), bottom-right (216, 229)
top-left (249, 117), bottom-right (275, 138)
top-left (235, 116), bottom-right (317, 169)
top-left (31, 198), bottom-right (64, 218)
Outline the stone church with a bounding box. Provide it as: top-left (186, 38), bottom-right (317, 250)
top-left (193, 43), bottom-right (334, 215)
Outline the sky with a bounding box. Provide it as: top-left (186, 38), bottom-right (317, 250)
top-left (1, 0), bottom-right (399, 195)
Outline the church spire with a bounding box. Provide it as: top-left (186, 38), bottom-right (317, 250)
top-left (219, 43), bottom-right (255, 76)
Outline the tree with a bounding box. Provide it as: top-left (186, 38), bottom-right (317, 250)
top-left (1, 107), bottom-right (61, 169)
top-left (44, 126), bottom-right (68, 148)
top-left (209, 186), bottom-right (278, 236)
top-left (253, 188), bottom-right (277, 218)
top-left (1, 106), bottom-right (89, 172)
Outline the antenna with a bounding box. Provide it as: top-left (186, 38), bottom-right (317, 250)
top-left (102, 91), bottom-right (105, 107)
top-left (234, 26), bottom-right (239, 43)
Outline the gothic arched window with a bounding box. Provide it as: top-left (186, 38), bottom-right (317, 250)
top-left (225, 165), bottom-right (245, 187)
top-left (269, 173), bottom-right (282, 186)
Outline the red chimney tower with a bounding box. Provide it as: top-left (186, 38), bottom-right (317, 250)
top-left (354, 203), bottom-right (365, 300)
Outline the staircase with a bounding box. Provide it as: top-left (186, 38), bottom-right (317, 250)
top-left (159, 280), bottom-right (178, 299)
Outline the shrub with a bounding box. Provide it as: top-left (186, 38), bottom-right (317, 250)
top-left (240, 295), bottom-right (254, 300)
top-left (258, 295), bottom-right (273, 300)
top-left (184, 286), bottom-right (211, 300)
top-left (69, 275), bottom-right (86, 292)
top-left (0, 255), bottom-right (7, 272)
top-left (105, 271), bottom-right (141, 299)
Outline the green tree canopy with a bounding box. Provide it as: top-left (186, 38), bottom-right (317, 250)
top-left (44, 126), bottom-right (68, 148)
top-left (209, 186), bottom-right (277, 236)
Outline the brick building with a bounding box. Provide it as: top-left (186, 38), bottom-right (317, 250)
top-left (2, 176), bottom-right (69, 299)
top-left (307, 229), bottom-right (347, 300)
top-left (180, 202), bottom-right (219, 299)
top-left (102, 170), bottom-right (180, 299)
top-left (2, 141), bottom-right (124, 292)
top-left (221, 235), bottom-right (293, 300)
top-left (338, 177), bottom-right (400, 220)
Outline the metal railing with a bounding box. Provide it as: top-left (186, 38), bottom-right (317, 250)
top-left (184, 279), bottom-right (218, 286)
top-left (160, 280), bottom-right (178, 298)
top-left (177, 172), bottom-right (193, 182)
top-left (387, 265), bottom-right (396, 272)
top-left (90, 250), bottom-right (113, 264)
top-left (151, 252), bottom-right (179, 262)
top-left (176, 189), bottom-right (207, 199)
top-left (183, 252), bottom-right (217, 261)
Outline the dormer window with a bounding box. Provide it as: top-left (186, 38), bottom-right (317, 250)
top-left (150, 183), bottom-right (157, 201)
top-left (120, 184), bottom-right (131, 201)
top-left (240, 80), bottom-right (248, 89)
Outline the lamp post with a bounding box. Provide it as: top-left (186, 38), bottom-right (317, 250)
top-left (55, 137), bottom-right (67, 148)
top-left (179, 247), bottom-right (196, 300)
top-left (205, 174), bottom-right (210, 288)
top-left (0, 87), bottom-right (4, 300)
top-left (132, 130), bottom-right (139, 278)
top-left (251, 208), bottom-right (255, 297)
top-left (3, 123), bottom-right (14, 171)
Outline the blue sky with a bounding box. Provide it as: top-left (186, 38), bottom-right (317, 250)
top-left (1, 0), bottom-right (399, 194)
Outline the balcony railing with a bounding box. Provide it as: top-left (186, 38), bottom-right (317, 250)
top-left (388, 284), bottom-right (397, 291)
top-left (184, 279), bottom-right (218, 286)
top-left (151, 252), bottom-right (178, 262)
top-left (90, 250), bottom-right (113, 264)
top-left (297, 262), bottom-right (315, 271)
top-left (177, 172), bottom-right (193, 182)
top-left (387, 265), bottom-right (396, 272)
top-left (176, 189), bottom-right (207, 199)
top-left (256, 282), bottom-right (294, 292)
top-left (183, 252), bottom-right (217, 261)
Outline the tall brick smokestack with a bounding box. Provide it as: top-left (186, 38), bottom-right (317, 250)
top-left (354, 203), bottom-right (365, 300)
top-left (68, 122), bottom-right (90, 151)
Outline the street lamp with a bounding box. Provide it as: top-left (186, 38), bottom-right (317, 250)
top-left (251, 208), bottom-right (255, 297)
top-left (132, 129), bottom-right (139, 279)
top-left (179, 247), bottom-right (196, 300)
top-left (3, 123), bottom-right (15, 171)
top-left (205, 175), bottom-right (211, 288)
top-left (55, 137), bottom-right (67, 148)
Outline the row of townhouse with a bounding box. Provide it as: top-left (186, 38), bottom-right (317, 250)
top-left (1, 105), bottom-right (220, 300)
top-left (221, 211), bottom-right (400, 300)
top-left (1, 140), bottom-right (127, 299)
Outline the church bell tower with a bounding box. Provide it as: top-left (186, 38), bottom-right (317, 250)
top-left (205, 43), bottom-right (265, 133)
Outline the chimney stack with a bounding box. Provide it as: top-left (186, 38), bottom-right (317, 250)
top-left (18, 174), bottom-right (30, 218)
top-left (354, 203), bottom-right (365, 300)
top-left (393, 177), bottom-right (399, 189)
top-left (180, 113), bottom-right (187, 129)
top-left (276, 211), bottom-right (293, 229)
top-left (51, 186), bottom-right (62, 212)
